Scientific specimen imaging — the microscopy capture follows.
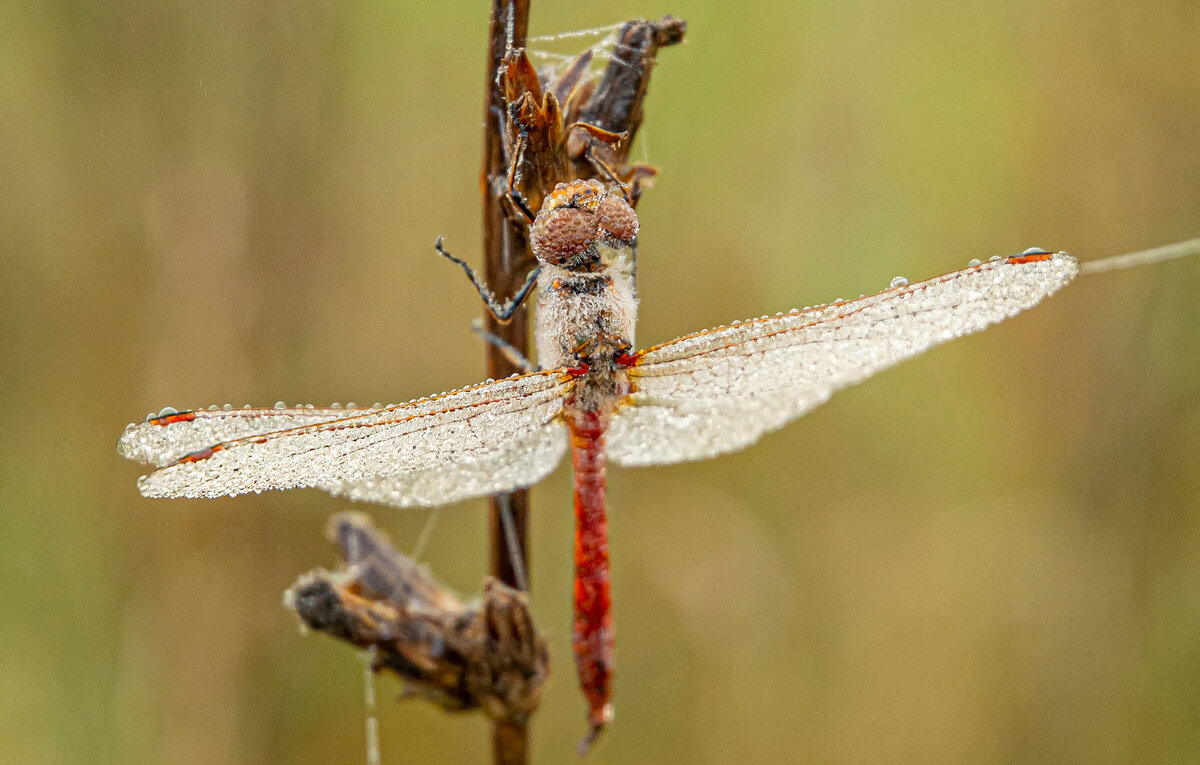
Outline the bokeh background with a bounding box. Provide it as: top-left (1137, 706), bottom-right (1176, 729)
top-left (3, 1), bottom-right (1199, 763)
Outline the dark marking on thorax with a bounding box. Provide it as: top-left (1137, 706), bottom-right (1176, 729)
top-left (551, 273), bottom-right (614, 297)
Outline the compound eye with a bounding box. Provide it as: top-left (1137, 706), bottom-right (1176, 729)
top-left (530, 206), bottom-right (597, 266)
top-left (596, 196), bottom-right (638, 243)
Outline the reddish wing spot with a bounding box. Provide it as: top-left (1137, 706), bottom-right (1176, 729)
top-left (150, 412), bottom-right (197, 426)
top-left (179, 444), bottom-right (222, 463)
top-left (1006, 252), bottom-right (1055, 265)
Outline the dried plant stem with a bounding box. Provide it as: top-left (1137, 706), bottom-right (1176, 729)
top-left (482, 3), bottom-right (534, 763)
top-left (482, 0), bottom-right (534, 597)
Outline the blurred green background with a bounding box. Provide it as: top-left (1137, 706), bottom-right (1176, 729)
top-left (3, 1), bottom-right (1198, 763)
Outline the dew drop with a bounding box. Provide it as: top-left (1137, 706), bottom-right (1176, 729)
top-left (158, 406), bottom-right (179, 417)
top-left (222, 403), bottom-right (233, 410)
top-left (274, 401), bottom-right (286, 409)
top-left (989, 255), bottom-right (1001, 262)
top-left (968, 258), bottom-right (982, 267)
top-left (1022, 246), bottom-right (1049, 255)
top-left (331, 402), bottom-right (342, 409)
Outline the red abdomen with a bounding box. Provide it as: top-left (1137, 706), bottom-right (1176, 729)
top-left (569, 408), bottom-right (614, 747)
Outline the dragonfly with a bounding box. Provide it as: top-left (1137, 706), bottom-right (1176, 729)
top-left (119, 178), bottom-right (1083, 746)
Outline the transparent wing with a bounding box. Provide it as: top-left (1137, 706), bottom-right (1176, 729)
top-left (119, 406), bottom-right (383, 467)
top-left (120, 371), bottom-right (574, 508)
top-left (326, 420), bottom-right (567, 508)
top-left (608, 252), bottom-right (1079, 467)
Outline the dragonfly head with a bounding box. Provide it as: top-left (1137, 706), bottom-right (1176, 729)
top-left (529, 179), bottom-right (638, 271)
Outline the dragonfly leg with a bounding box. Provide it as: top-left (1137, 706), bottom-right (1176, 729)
top-left (470, 318), bottom-right (539, 373)
top-left (434, 237), bottom-right (541, 323)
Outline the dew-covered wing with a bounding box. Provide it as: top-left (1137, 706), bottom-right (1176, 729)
top-left (119, 406), bottom-right (384, 467)
top-left (325, 419), bottom-right (567, 508)
top-left (608, 252), bottom-right (1079, 467)
top-left (120, 371), bottom-right (574, 508)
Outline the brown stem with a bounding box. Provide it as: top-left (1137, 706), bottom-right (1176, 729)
top-left (492, 719), bottom-right (529, 765)
top-left (482, 0), bottom-right (533, 594)
top-left (482, 3), bottom-right (534, 763)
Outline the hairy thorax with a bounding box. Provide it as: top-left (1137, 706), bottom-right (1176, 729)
top-left (526, 178), bottom-right (640, 416)
top-left (536, 246), bottom-right (638, 414)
